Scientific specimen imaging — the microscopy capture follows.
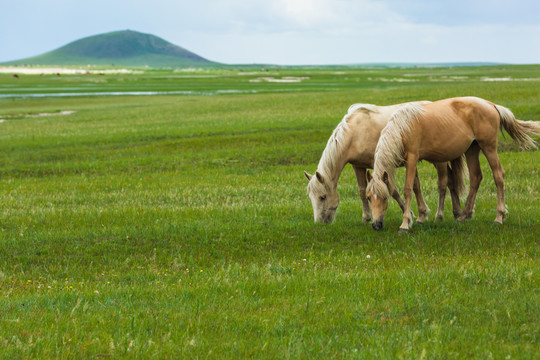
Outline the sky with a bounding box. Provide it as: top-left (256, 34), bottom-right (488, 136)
top-left (1, 0), bottom-right (539, 65)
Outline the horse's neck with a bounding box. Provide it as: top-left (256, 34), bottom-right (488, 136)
top-left (319, 160), bottom-right (347, 186)
top-left (317, 108), bottom-right (363, 186)
top-left (317, 144), bottom-right (350, 186)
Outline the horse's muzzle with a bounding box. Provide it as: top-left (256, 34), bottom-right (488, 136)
top-left (315, 212), bottom-right (335, 224)
top-left (372, 217), bottom-right (384, 231)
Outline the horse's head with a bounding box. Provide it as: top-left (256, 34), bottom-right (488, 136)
top-left (304, 170), bottom-right (339, 223)
top-left (366, 170), bottom-right (390, 230)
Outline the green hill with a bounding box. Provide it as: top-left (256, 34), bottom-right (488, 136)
top-left (3, 30), bottom-right (219, 67)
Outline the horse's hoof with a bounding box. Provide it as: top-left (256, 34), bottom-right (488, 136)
top-left (416, 221), bottom-right (424, 226)
top-left (397, 228), bottom-right (409, 234)
top-left (362, 217), bottom-right (372, 223)
top-left (435, 216), bottom-right (443, 222)
top-left (493, 220), bottom-right (503, 226)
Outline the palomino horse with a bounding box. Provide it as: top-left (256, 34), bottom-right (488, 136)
top-left (366, 96), bottom-right (540, 232)
top-left (304, 102), bottom-right (465, 224)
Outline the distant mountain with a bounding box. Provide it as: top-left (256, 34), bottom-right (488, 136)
top-left (3, 30), bottom-right (219, 67)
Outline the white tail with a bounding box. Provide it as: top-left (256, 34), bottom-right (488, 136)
top-left (495, 105), bottom-right (540, 150)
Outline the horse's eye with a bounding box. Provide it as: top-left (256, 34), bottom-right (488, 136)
top-left (320, 195), bottom-right (327, 201)
top-left (367, 196), bottom-right (371, 203)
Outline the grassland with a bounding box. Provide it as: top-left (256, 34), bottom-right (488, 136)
top-left (0, 65), bottom-right (539, 358)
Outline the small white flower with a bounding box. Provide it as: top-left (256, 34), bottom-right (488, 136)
top-left (366, 255), bottom-right (371, 259)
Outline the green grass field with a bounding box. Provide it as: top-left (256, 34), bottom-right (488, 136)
top-left (0, 65), bottom-right (539, 358)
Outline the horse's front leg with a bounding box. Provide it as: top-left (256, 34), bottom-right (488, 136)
top-left (413, 169), bottom-right (429, 224)
top-left (390, 186), bottom-right (405, 213)
top-left (352, 166), bottom-right (371, 223)
top-left (390, 183), bottom-right (416, 219)
top-left (399, 155), bottom-right (419, 233)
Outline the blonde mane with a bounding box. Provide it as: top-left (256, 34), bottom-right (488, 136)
top-left (317, 104), bottom-right (378, 178)
top-left (369, 102), bottom-right (426, 198)
top-left (308, 104), bottom-right (378, 194)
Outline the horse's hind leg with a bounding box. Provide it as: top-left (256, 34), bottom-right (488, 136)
top-left (433, 162), bottom-right (448, 221)
top-left (353, 166), bottom-right (371, 222)
top-left (447, 160), bottom-right (464, 219)
top-left (481, 145), bottom-right (507, 224)
top-left (413, 169), bottom-right (429, 224)
top-left (459, 143), bottom-right (482, 221)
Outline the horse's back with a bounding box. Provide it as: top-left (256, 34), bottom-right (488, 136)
top-left (345, 103), bottom-right (413, 168)
top-left (349, 102), bottom-right (420, 129)
top-left (423, 97), bottom-right (501, 141)
top-left (415, 97), bottom-right (500, 161)
top-left (425, 97), bottom-right (499, 123)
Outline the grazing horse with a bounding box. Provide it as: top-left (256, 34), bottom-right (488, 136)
top-left (366, 96), bottom-right (540, 232)
top-left (304, 102), bottom-right (465, 224)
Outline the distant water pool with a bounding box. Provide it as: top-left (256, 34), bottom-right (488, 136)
top-left (0, 89), bottom-right (259, 98)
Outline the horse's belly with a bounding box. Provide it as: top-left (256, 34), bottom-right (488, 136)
top-left (420, 137), bottom-right (473, 162)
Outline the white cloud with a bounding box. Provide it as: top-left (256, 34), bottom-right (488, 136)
top-left (271, 0), bottom-right (339, 28)
top-left (172, 0), bottom-right (539, 64)
top-left (191, 0), bottom-right (405, 34)
top-left (185, 21), bottom-right (540, 64)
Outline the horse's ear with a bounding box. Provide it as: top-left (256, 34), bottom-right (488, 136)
top-left (366, 170), bottom-right (372, 183)
top-left (315, 171), bottom-right (325, 184)
top-left (382, 171), bottom-right (390, 186)
top-left (304, 171), bottom-right (313, 181)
